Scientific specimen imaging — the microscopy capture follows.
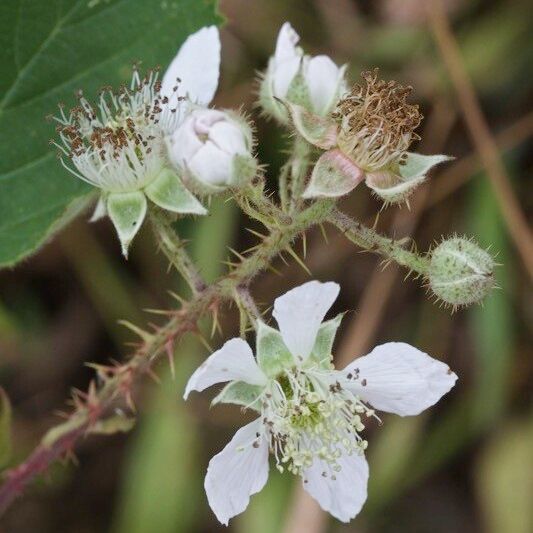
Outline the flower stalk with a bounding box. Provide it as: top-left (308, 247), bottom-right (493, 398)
top-left (149, 209), bottom-right (206, 294)
top-left (329, 209), bottom-right (431, 275)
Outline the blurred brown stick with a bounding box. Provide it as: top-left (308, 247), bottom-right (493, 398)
top-left (428, 0), bottom-right (533, 278)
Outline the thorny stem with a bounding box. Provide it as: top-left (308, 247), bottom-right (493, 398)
top-left (0, 199), bottom-right (334, 516)
top-left (289, 136), bottom-right (313, 213)
top-left (149, 209), bottom-right (206, 294)
top-left (329, 209), bottom-right (431, 274)
top-left (235, 286), bottom-right (261, 334)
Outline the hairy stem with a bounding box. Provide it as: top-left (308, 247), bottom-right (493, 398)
top-left (0, 200), bottom-right (334, 516)
top-left (329, 209), bottom-right (431, 274)
top-left (149, 210), bottom-right (206, 294)
top-left (289, 137), bottom-right (313, 213)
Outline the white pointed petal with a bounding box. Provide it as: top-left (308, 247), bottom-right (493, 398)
top-left (184, 338), bottom-right (266, 399)
top-left (205, 419), bottom-right (269, 525)
top-left (272, 57), bottom-right (301, 98)
top-left (304, 55), bottom-right (341, 115)
top-left (302, 451), bottom-right (368, 522)
top-left (342, 342), bottom-right (457, 416)
top-left (162, 26), bottom-right (220, 105)
top-left (273, 281), bottom-right (340, 362)
top-left (274, 22), bottom-right (300, 63)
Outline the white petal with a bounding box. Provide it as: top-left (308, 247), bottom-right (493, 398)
top-left (209, 120), bottom-right (248, 155)
top-left (302, 451), bottom-right (368, 522)
top-left (184, 338), bottom-right (266, 399)
top-left (342, 342), bottom-right (457, 416)
top-left (273, 281), bottom-right (340, 363)
top-left (162, 26), bottom-right (220, 106)
top-left (188, 141), bottom-right (233, 186)
top-left (304, 55), bottom-right (342, 115)
top-left (205, 419), bottom-right (269, 525)
top-left (272, 57), bottom-right (301, 98)
top-left (274, 22), bottom-right (300, 64)
top-left (167, 116), bottom-right (204, 166)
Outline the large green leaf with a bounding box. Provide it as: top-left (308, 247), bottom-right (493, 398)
top-left (0, 0), bottom-right (222, 267)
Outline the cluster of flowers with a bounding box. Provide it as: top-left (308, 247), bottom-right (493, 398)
top-left (54, 23), bottom-right (450, 257)
top-left (52, 23), bottom-right (489, 525)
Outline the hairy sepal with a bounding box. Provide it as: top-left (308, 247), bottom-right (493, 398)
top-left (212, 381), bottom-right (264, 411)
top-left (144, 167), bottom-right (206, 215)
top-left (286, 102), bottom-right (338, 149)
top-left (303, 149), bottom-right (364, 199)
top-left (107, 191), bottom-right (147, 257)
top-left (256, 321), bottom-right (294, 377)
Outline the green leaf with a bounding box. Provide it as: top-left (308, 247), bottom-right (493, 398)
top-left (212, 381), bottom-right (263, 410)
top-left (0, 388), bottom-right (12, 469)
top-left (0, 0), bottom-right (222, 267)
top-left (256, 321), bottom-right (294, 377)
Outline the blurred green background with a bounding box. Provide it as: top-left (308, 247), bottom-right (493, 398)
top-left (1, 0), bottom-right (532, 532)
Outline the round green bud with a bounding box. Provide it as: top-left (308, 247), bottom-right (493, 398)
top-left (428, 237), bottom-right (495, 308)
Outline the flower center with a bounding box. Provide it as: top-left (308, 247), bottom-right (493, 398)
top-left (261, 367), bottom-right (375, 479)
top-left (333, 68), bottom-right (422, 172)
top-left (51, 68), bottom-right (183, 192)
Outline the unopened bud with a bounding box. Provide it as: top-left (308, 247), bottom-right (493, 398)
top-left (428, 237), bottom-right (495, 308)
top-left (166, 109), bottom-right (256, 193)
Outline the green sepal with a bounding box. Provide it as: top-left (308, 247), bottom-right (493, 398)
top-left (107, 191), bottom-right (147, 258)
top-left (231, 154), bottom-right (258, 189)
top-left (399, 153), bottom-right (453, 179)
top-left (309, 313), bottom-right (344, 368)
top-left (286, 103), bottom-right (338, 149)
top-left (366, 170), bottom-right (425, 205)
top-left (286, 71), bottom-right (312, 110)
top-left (144, 168), bottom-right (207, 215)
top-left (303, 149), bottom-right (364, 199)
top-left (212, 381), bottom-right (264, 411)
top-left (256, 321), bottom-right (294, 377)
top-left (258, 63), bottom-right (288, 123)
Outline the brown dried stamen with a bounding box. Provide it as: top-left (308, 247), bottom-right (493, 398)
top-left (333, 69), bottom-right (422, 171)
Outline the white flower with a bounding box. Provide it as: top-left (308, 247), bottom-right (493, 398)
top-left (167, 108), bottom-right (256, 192)
top-left (53, 26), bottom-right (221, 256)
top-left (259, 22), bottom-right (347, 122)
top-left (184, 281), bottom-right (457, 525)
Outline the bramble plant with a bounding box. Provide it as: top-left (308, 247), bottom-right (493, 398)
top-left (0, 21), bottom-right (496, 523)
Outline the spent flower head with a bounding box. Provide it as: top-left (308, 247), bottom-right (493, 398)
top-left (285, 69), bottom-right (452, 204)
top-left (184, 281), bottom-right (457, 524)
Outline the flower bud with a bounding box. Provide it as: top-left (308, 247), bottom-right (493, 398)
top-left (259, 22), bottom-right (346, 123)
top-left (428, 237), bottom-right (495, 308)
top-left (166, 108), bottom-right (256, 192)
